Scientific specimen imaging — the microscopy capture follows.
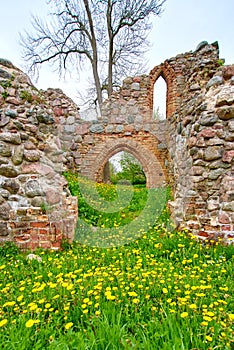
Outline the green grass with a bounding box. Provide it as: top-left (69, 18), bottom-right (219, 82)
top-left (0, 175), bottom-right (233, 349)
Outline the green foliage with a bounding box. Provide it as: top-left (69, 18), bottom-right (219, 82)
top-left (40, 202), bottom-right (53, 214)
top-left (217, 59), bottom-right (225, 66)
top-left (64, 172), bottom-right (150, 228)
top-left (111, 152), bottom-right (146, 185)
top-left (0, 77), bottom-right (14, 100)
top-left (20, 90), bottom-right (33, 103)
top-left (0, 223), bottom-right (233, 349)
top-left (0, 241), bottom-right (20, 257)
top-left (0, 79), bottom-right (12, 90)
top-left (1, 91), bottom-right (9, 100)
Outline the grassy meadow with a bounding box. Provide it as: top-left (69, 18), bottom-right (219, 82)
top-left (0, 174), bottom-right (233, 349)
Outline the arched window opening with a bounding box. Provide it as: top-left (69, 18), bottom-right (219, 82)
top-left (103, 151), bottom-right (146, 186)
top-left (153, 76), bottom-right (167, 120)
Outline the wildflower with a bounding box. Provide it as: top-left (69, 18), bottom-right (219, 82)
top-left (228, 314), bottom-right (234, 321)
top-left (203, 316), bottom-right (212, 322)
top-left (206, 335), bottom-right (212, 342)
top-left (17, 295), bottom-right (24, 302)
top-left (25, 319), bottom-right (35, 328)
top-left (132, 298), bottom-right (140, 304)
top-left (64, 322), bottom-right (73, 330)
top-left (206, 311), bottom-right (215, 317)
top-left (180, 312), bottom-right (188, 318)
top-left (0, 319), bottom-right (8, 327)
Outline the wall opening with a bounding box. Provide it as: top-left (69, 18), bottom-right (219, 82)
top-left (103, 151), bottom-right (146, 186)
top-left (153, 75), bottom-right (167, 120)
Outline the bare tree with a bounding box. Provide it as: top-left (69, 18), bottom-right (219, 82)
top-left (20, 0), bottom-right (165, 108)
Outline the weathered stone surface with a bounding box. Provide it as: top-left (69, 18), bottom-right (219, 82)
top-left (12, 145), bottom-right (24, 165)
top-left (115, 125), bottom-right (124, 133)
top-left (198, 128), bottom-right (216, 138)
top-left (195, 41), bottom-right (208, 51)
top-left (131, 82), bottom-right (140, 91)
top-left (216, 88), bottom-right (234, 107)
top-left (0, 222), bottom-right (9, 236)
top-left (24, 150), bottom-right (40, 162)
top-left (208, 168), bottom-right (223, 180)
top-left (0, 202), bottom-right (11, 220)
top-left (46, 188), bottom-right (61, 205)
top-left (0, 142), bottom-right (12, 157)
top-left (223, 65), bottom-right (234, 80)
top-left (89, 124), bottom-right (104, 133)
top-left (0, 165), bottom-right (18, 177)
top-left (222, 150), bottom-right (234, 163)
top-left (218, 212), bottom-right (230, 224)
top-left (0, 68), bottom-right (12, 79)
top-left (206, 76), bottom-right (223, 89)
top-left (36, 111), bottom-right (55, 124)
top-left (207, 199), bottom-right (220, 211)
top-left (222, 202), bottom-right (234, 212)
top-left (5, 109), bottom-right (18, 118)
top-left (0, 113), bottom-right (10, 127)
top-left (0, 132), bottom-right (21, 144)
top-left (2, 179), bottom-right (20, 194)
top-left (25, 180), bottom-right (43, 197)
top-left (0, 58), bottom-right (14, 68)
top-left (5, 97), bottom-right (20, 105)
top-left (200, 114), bottom-right (218, 126)
top-left (204, 146), bottom-right (222, 161)
top-left (216, 106), bottom-right (234, 120)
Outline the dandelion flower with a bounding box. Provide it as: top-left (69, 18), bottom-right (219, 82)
top-left (64, 322), bottom-right (73, 330)
top-left (25, 319), bottom-right (35, 328)
top-left (180, 312), bottom-right (188, 318)
top-left (206, 335), bottom-right (212, 342)
top-left (0, 319), bottom-right (8, 327)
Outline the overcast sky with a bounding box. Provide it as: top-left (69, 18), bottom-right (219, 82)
top-left (0, 0), bottom-right (233, 108)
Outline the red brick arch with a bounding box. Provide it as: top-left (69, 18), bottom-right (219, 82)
top-left (149, 62), bottom-right (180, 118)
top-left (80, 138), bottom-right (167, 188)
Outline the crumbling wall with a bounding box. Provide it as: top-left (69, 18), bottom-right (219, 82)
top-left (0, 59), bottom-right (77, 249)
top-left (0, 40), bottom-right (233, 248)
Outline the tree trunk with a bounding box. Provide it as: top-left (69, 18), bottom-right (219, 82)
top-left (107, 0), bottom-right (113, 98)
top-left (83, 0), bottom-right (103, 108)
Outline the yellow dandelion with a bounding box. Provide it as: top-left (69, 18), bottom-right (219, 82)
top-left (206, 335), bottom-right (212, 342)
top-left (132, 298), bottom-right (140, 304)
top-left (180, 312), bottom-right (188, 318)
top-left (25, 319), bottom-right (35, 328)
top-left (206, 311), bottom-right (215, 317)
top-left (0, 319), bottom-right (8, 327)
top-left (64, 322), bottom-right (73, 330)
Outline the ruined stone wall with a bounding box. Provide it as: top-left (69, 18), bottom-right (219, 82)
top-left (0, 59), bottom-right (77, 249)
top-left (168, 59), bottom-right (234, 243)
top-left (0, 40), bottom-right (233, 248)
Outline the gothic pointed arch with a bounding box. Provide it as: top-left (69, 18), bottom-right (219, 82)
top-left (80, 138), bottom-right (167, 188)
top-left (148, 62), bottom-right (181, 118)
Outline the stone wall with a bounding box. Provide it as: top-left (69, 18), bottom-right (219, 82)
top-left (168, 57), bottom-right (234, 243)
top-left (0, 59), bottom-right (77, 249)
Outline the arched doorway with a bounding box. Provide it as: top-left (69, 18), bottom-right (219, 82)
top-left (80, 138), bottom-right (167, 188)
